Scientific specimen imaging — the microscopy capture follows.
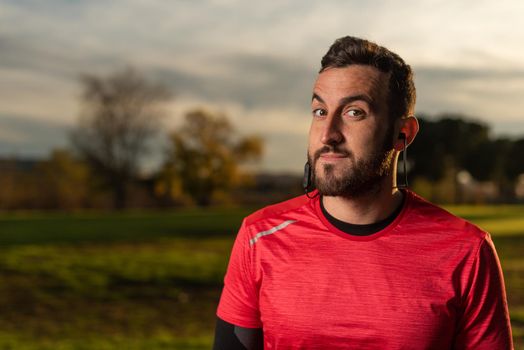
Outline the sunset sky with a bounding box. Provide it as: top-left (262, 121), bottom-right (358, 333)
top-left (1, 0), bottom-right (524, 172)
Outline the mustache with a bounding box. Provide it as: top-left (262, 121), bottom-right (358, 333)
top-left (313, 146), bottom-right (351, 160)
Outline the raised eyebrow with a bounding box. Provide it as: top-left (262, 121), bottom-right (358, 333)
top-left (312, 93), bottom-right (373, 108)
top-left (311, 93), bottom-right (325, 104)
top-left (339, 94), bottom-right (374, 107)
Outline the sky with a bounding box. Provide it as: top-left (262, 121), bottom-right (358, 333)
top-left (1, 0), bottom-right (524, 173)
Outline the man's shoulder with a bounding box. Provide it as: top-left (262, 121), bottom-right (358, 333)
top-left (244, 193), bottom-right (313, 227)
top-left (408, 190), bottom-right (488, 241)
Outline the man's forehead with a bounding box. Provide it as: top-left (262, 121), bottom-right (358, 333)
top-left (313, 65), bottom-right (390, 97)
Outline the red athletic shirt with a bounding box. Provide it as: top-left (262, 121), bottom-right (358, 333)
top-left (217, 191), bottom-right (513, 349)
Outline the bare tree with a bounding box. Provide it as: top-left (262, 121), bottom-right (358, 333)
top-left (71, 67), bottom-right (172, 209)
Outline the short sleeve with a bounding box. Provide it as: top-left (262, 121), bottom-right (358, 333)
top-left (454, 234), bottom-right (513, 349)
top-left (217, 219), bottom-right (262, 328)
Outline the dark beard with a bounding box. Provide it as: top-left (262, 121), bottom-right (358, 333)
top-left (309, 133), bottom-right (395, 198)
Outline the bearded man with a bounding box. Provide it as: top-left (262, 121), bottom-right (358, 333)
top-left (213, 36), bottom-right (513, 350)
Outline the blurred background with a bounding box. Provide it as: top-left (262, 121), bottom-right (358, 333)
top-left (1, 0), bottom-right (523, 348)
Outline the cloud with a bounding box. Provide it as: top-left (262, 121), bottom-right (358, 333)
top-left (150, 53), bottom-right (316, 110)
top-left (0, 113), bottom-right (69, 157)
top-left (0, 67), bottom-right (80, 124)
top-left (1, 0), bottom-right (524, 171)
top-left (415, 66), bottom-right (524, 122)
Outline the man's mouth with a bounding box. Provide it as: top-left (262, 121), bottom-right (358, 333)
top-left (319, 152), bottom-right (348, 160)
top-left (314, 146), bottom-right (351, 161)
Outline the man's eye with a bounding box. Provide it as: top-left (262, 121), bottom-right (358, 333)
top-left (312, 109), bottom-right (326, 117)
top-left (345, 109), bottom-right (364, 118)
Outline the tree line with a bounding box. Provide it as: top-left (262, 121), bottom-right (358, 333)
top-left (1, 68), bottom-right (523, 210)
top-left (410, 116), bottom-right (524, 203)
top-left (0, 68), bottom-right (263, 210)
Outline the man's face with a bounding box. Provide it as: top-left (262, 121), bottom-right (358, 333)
top-left (307, 65), bottom-right (396, 197)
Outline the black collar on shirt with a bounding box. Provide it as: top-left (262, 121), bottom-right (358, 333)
top-left (320, 193), bottom-right (405, 236)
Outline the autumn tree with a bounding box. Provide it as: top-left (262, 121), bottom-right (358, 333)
top-left (158, 109), bottom-right (263, 206)
top-left (71, 67), bottom-right (172, 209)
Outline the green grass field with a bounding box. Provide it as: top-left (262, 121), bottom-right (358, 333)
top-left (0, 205), bottom-right (523, 349)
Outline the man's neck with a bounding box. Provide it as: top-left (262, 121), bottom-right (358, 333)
top-left (322, 182), bottom-right (404, 225)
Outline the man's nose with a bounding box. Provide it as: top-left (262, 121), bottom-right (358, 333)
top-left (320, 115), bottom-right (343, 145)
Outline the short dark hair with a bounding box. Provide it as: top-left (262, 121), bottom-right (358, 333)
top-left (320, 36), bottom-right (416, 122)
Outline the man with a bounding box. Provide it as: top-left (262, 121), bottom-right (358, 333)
top-left (213, 36), bottom-right (513, 349)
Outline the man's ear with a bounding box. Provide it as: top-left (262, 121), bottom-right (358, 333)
top-left (394, 116), bottom-right (419, 151)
